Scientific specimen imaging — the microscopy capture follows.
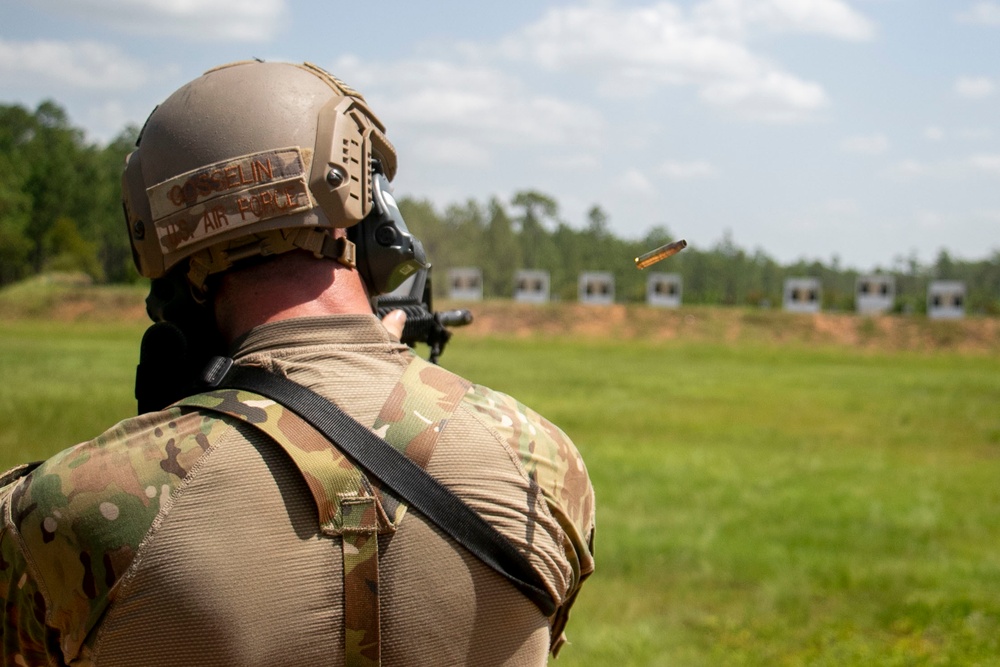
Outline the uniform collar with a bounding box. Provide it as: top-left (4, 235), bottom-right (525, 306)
top-left (231, 314), bottom-right (393, 358)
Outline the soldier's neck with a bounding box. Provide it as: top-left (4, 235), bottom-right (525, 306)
top-left (213, 252), bottom-right (372, 344)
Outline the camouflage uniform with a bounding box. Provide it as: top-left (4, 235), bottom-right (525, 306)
top-left (0, 315), bottom-right (595, 666)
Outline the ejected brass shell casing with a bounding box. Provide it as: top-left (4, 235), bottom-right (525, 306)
top-left (634, 239), bottom-right (688, 269)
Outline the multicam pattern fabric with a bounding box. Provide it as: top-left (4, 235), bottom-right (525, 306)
top-left (174, 356), bottom-right (478, 667)
top-left (373, 355), bottom-right (595, 654)
top-left (340, 499), bottom-right (382, 667)
top-left (176, 356), bottom-right (476, 537)
top-left (461, 383), bottom-right (596, 652)
top-left (177, 389), bottom-right (391, 536)
top-left (463, 383), bottom-right (594, 570)
top-left (370, 359), bottom-right (474, 524)
top-left (373, 352), bottom-right (597, 628)
top-left (0, 352), bottom-right (595, 666)
top-left (0, 409), bottom-right (229, 666)
top-left (177, 388), bottom-right (389, 667)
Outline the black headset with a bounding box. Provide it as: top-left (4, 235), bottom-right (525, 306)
top-left (350, 160), bottom-right (428, 298)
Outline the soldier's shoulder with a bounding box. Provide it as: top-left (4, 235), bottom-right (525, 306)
top-left (460, 382), bottom-right (577, 455)
top-left (2, 406), bottom-right (238, 659)
top-left (460, 382), bottom-right (596, 628)
top-left (461, 383), bottom-right (593, 519)
top-left (8, 406), bottom-right (233, 545)
top-left (387, 358), bottom-right (589, 495)
top-left (391, 357), bottom-right (576, 451)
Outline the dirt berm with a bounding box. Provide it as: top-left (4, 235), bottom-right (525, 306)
top-left (2, 276), bottom-right (997, 353)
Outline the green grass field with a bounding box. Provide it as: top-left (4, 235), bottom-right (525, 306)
top-left (2, 317), bottom-right (1000, 665)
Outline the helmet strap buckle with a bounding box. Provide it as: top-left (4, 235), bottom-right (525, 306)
top-left (292, 228), bottom-right (356, 269)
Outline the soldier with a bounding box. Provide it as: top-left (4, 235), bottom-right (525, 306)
top-left (0, 61), bottom-right (595, 666)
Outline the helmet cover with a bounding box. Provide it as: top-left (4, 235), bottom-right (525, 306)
top-left (122, 60), bottom-right (397, 287)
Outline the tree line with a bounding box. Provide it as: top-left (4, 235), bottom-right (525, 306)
top-left (400, 195), bottom-right (1000, 316)
top-left (2, 100), bottom-right (999, 315)
top-left (0, 102), bottom-right (139, 285)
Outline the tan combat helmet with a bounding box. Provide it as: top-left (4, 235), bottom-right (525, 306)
top-left (122, 60), bottom-right (397, 292)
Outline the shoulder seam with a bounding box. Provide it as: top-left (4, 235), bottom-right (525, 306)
top-left (2, 481), bottom-right (56, 634)
top-left (457, 401), bottom-right (535, 483)
top-left (0, 462), bottom-right (43, 489)
top-left (89, 415), bottom-right (251, 658)
top-left (454, 400), bottom-right (567, 541)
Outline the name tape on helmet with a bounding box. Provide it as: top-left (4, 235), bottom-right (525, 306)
top-left (146, 148), bottom-right (315, 255)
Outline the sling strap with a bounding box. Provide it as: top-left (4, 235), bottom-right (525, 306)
top-left (202, 357), bottom-right (556, 613)
top-left (178, 387), bottom-right (390, 666)
top-left (180, 356), bottom-right (557, 664)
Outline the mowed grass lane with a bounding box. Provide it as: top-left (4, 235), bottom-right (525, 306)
top-left (2, 320), bottom-right (1000, 665)
top-left (444, 337), bottom-right (1000, 666)
top-left (0, 320), bottom-right (145, 467)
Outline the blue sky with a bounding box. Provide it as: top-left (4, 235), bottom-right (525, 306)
top-left (2, 0), bottom-right (999, 270)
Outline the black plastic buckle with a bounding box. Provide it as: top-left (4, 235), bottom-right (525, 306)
top-left (200, 356), bottom-right (235, 388)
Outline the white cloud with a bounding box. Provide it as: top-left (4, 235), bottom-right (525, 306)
top-left (923, 126), bottom-right (945, 141)
top-left (659, 159), bottom-right (717, 179)
top-left (616, 168), bottom-right (655, 195)
top-left (699, 70), bottom-right (828, 120)
top-left (955, 75), bottom-right (995, 99)
top-left (825, 198), bottom-right (859, 215)
top-left (500, 4), bottom-right (760, 82)
top-left (840, 133), bottom-right (889, 155)
top-left (973, 208), bottom-right (1000, 222)
top-left (915, 210), bottom-right (946, 231)
top-left (885, 154), bottom-right (1000, 180)
top-left (956, 2), bottom-right (1000, 25)
top-left (409, 137), bottom-right (491, 168)
top-left (894, 160), bottom-right (927, 176)
top-left (541, 154), bottom-right (601, 171)
top-left (957, 127), bottom-right (994, 141)
top-left (693, 0), bottom-right (876, 40)
top-left (969, 154), bottom-right (1000, 174)
top-left (331, 56), bottom-right (604, 164)
top-left (25, 0), bottom-right (287, 41)
top-left (0, 39), bottom-right (149, 90)
top-left (495, 2), bottom-right (849, 121)
top-left (884, 159), bottom-right (939, 180)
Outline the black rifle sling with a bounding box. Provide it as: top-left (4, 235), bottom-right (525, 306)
top-left (205, 359), bottom-right (557, 616)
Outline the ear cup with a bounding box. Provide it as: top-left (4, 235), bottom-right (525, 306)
top-left (350, 169), bottom-right (428, 295)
